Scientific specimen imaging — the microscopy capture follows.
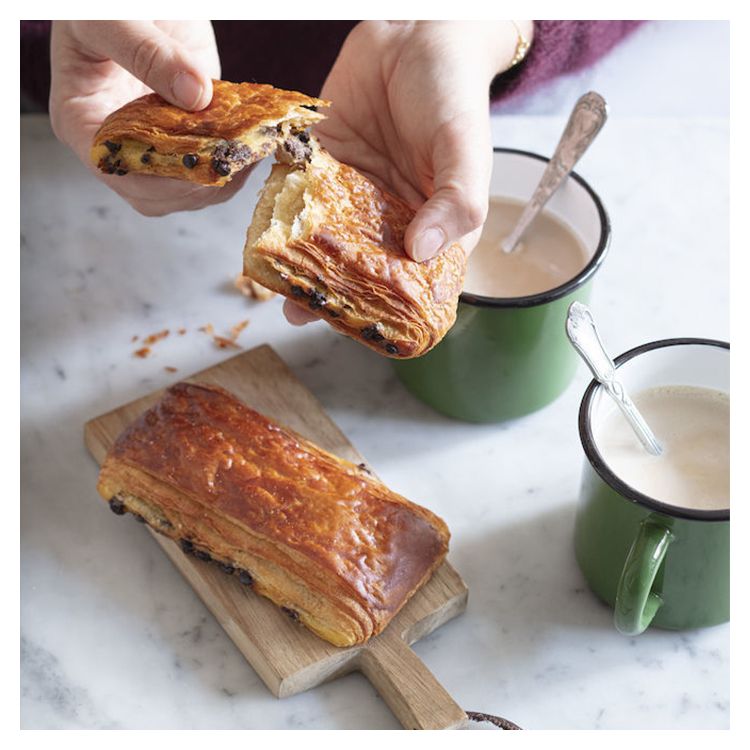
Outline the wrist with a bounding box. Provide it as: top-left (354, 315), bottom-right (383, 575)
top-left (486, 20), bottom-right (534, 76)
top-left (420, 21), bottom-right (535, 82)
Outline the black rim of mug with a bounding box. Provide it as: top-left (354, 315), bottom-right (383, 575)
top-left (578, 338), bottom-right (730, 522)
top-left (459, 147), bottom-right (612, 309)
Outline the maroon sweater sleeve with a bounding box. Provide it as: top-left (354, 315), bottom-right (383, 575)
top-left (21, 20), bottom-right (644, 112)
top-left (490, 20), bottom-right (645, 105)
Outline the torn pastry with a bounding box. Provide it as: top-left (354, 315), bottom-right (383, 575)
top-left (90, 80), bottom-right (329, 186)
top-left (242, 142), bottom-right (467, 358)
top-left (96, 382), bottom-right (450, 647)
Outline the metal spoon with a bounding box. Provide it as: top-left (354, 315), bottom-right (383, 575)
top-left (501, 91), bottom-right (608, 254)
top-left (566, 302), bottom-right (663, 456)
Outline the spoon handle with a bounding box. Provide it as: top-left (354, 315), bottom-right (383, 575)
top-left (566, 302), bottom-right (663, 456)
top-left (502, 91), bottom-right (608, 254)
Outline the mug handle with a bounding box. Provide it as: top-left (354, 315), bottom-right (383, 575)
top-left (614, 517), bottom-right (675, 635)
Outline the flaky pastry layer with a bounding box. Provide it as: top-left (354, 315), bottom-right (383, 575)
top-left (90, 80), bottom-right (328, 186)
top-left (242, 143), bottom-right (467, 358)
top-left (96, 382), bottom-right (450, 646)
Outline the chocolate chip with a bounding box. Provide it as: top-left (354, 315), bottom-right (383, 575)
top-left (308, 291), bottom-right (326, 310)
top-left (385, 343), bottom-right (399, 355)
top-left (297, 132), bottom-right (310, 144)
top-left (115, 168), bottom-right (128, 176)
top-left (283, 136), bottom-right (312, 162)
top-left (326, 309), bottom-right (340, 318)
top-left (219, 563), bottom-right (235, 575)
top-left (361, 325), bottom-right (383, 342)
top-left (109, 497), bottom-right (126, 515)
top-left (134, 514), bottom-right (147, 523)
top-left (179, 538), bottom-right (194, 554)
top-left (212, 159), bottom-right (231, 176)
top-left (281, 607), bottom-right (299, 622)
top-left (290, 285), bottom-right (305, 297)
top-left (140, 153), bottom-right (151, 164)
top-left (147, 146), bottom-right (156, 152)
top-left (210, 141), bottom-right (252, 177)
top-left (238, 570), bottom-right (254, 586)
top-left (182, 153), bottom-right (199, 169)
top-left (194, 549), bottom-right (211, 562)
top-left (212, 141), bottom-right (252, 163)
top-left (301, 105), bottom-right (318, 111)
top-left (104, 140), bottom-right (121, 154)
top-left (159, 518), bottom-right (174, 529)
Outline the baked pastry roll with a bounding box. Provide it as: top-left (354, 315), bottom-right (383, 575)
top-left (96, 382), bottom-right (450, 647)
top-left (90, 80), bottom-right (328, 186)
top-left (242, 144), bottom-right (467, 359)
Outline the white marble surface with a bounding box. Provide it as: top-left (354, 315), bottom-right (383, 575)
top-left (20, 111), bottom-right (729, 729)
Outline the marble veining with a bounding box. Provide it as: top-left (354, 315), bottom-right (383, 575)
top-left (20, 114), bottom-right (728, 729)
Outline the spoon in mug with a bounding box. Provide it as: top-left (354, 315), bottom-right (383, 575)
top-left (501, 91), bottom-right (608, 254)
top-left (566, 302), bottom-right (663, 456)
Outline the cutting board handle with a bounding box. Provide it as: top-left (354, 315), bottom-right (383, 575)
top-left (361, 633), bottom-right (467, 730)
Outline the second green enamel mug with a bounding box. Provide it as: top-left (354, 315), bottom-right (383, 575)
top-left (393, 147), bottom-right (611, 422)
top-left (574, 339), bottom-right (730, 635)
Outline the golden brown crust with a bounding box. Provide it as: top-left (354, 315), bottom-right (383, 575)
top-left (90, 80), bottom-right (329, 186)
top-left (96, 382), bottom-right (449, 646)
top-left (242, 144), bottom-right (467, 358)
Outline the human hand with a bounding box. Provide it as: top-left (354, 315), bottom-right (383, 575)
top-left (283, 19), bottom-right (533, 325)
top-left (50, 20), bottom-right (250, 216)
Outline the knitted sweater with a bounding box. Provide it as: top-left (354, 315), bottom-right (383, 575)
top-left (20, 20), bottom-right (643, 112)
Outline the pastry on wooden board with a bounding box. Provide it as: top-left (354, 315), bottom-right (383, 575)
top-left (90, 80), bottom-right (328, 186)
top-left (242, 141), bottom-right (467, 359)
top-left (96, 382), bottom-right (450, 647)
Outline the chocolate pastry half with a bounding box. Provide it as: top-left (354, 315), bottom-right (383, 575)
top-left (242, 142), bottom-right (467, 359)
top-left (90, 80), bottom-right (328, 186)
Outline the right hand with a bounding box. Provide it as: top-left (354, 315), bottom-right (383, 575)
top-left (50, 21), bottom-right (251, 216)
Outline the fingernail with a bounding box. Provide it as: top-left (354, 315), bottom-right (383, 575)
top-left (411, 227), bottom-right (445, 262)
top-left (171, 72), bottom-right (204, 109)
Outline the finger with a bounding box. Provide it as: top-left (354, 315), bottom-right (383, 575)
top-left (75, 20), bottom-right (214, 110)
top-left (283, 300), bottom-right (320, 326)
top-left (123, 164), bottom-right (257, 216)
top-left (404, 114), bottom-right (491, 262)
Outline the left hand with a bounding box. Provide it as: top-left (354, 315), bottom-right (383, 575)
top-left (283, 20), bottom-right (533, 325)
top-left (49, 20), bottom-right (255, 216)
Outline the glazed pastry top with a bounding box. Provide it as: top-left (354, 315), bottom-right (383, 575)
top-left (106, 382), bottom-right (450, 614)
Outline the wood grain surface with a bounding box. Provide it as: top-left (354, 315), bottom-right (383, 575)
top-left (83, 344), bottom-right (468, 729)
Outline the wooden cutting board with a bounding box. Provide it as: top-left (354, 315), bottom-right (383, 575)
top-left (84, 344), bottom-right (468, 730)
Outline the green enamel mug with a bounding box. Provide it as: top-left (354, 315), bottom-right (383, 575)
top-left (393, 147), bottom-right (611, 422)
top-left (574, 339), bottom-right (730, 635)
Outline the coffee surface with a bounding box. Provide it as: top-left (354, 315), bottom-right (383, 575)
top-left (596, 385), bottom-right (729, 511)
top-left (463, 196), bottom-right (589, 298)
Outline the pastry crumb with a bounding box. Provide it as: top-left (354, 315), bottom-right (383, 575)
top-left (213, 335), bottom-right (242, 350)
top-left (229, 319), bottom-right (250, 341)
top-left (199, 323), bottom-right (215, 335)
top-left (234, 273), bottom-right (274, 301)
top-left (143, 329), bottom-right (170, 346)
top-left (164, 366), bottom-right (178, 373)
top-left (134, 347), bottom-right (151, 358)
top-left (131, 335), bottom-right (139, 343)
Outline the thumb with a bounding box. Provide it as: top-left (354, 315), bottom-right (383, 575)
top-left (79, 20), bottom-right (214, 110)
top-left (404, 116), bottom-right (492, 261)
